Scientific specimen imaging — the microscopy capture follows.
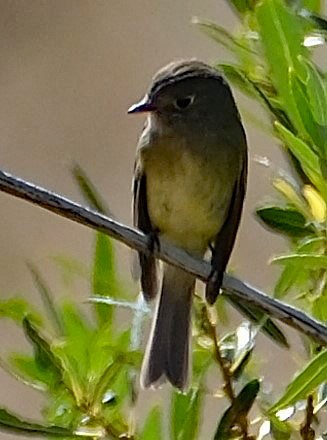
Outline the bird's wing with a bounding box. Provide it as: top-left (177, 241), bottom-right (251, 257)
top-left (205, 146), bottom-right (247, 304)
top-left (133, 163), bottom-right (158, 301)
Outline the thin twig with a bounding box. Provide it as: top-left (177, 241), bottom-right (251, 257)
top-left (0, 168), bottom-right (326, 345)
top-left (300, 395), bottom-right (315, 440)
top-left (205, 306), bottom-right (251, 439)
top-left (206, 307), bottom-right (235, 401)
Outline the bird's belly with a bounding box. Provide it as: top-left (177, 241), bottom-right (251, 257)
top-left (145, 151), bottom-right (232, 253)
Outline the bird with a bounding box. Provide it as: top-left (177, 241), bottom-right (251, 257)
top-left (128, 59), bottom-right (247, 390)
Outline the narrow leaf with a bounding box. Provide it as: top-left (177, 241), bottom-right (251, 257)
top-left (72, 164), bottom-right (109, 215)
top-left (0, 407), bottom-right (77, 437)
top-left (171, 387), bottom-right (203, 440)
top-left (0, 299), bottom-right (41, 325)
top-left (300, 56), bottom-right (327, 127)
top-left (141, 406), bottom-right (162, 440)
top-left (229, 0), bottom-right (252, 14)
top-left (92, 232), bottom-right (119, 325)
top-left (256, 0), bottom-right (308, 133)
top-left (256, 205), bottom-right (313, 237)
top-left (275, 122), bottom-right (327, 199)
top-left (27, 263), bottom-right (63, 334)
top-left (269, 349), bottom-right (327, 413)
top-left (214, 379), bottom-right (260, 439)
top-left (272, 253), bottom-right (327, 269)
top-left (226, 297), bottom-right (289, 348)
top-left (193, 19), bottom-right (255, 57)
top-left (22, 318), bottom-right (62, 379)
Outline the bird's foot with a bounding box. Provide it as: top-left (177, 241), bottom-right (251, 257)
top-left (146, 229), bottom-right (160, 255)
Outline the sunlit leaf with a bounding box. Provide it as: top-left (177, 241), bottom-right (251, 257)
top-left (312, 295), bottom-right (327, 322)
top-left (269, 349), bottom-right (327, 413)
top-left (57, 302), bottom-right (93, 391)
top-left (299, 56), bottom-right (327, 127)
top-left (275, 122), bottom-right (327, 199)
top-left (9, 354), bottom-right (53, 389)
top-left (171, 387), bottom-right (203, 440)
top-left (289, 69), bottom-right (325, 149)
top-left (270, 414), bottom-right (292, 440)
top-left (274, 263), bottom-right (308, 298)
top-left (303, 185), bottom-right (327, 222)
top-left (141, 406), bottom-right (162, 440)
top-left (0, 299), bottom-right (41, 325)
top-left (92, 232), bottom-right (120, 326)
top-left (256, 0), bottom-right (308, 133)
top-left (273, 178), bottom-right (309, 216)
top-left (302, 0), bottom-right (322, 13)
top-left (271, 253), bottom-right (327, 269)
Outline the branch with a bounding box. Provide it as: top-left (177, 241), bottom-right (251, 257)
top-left (0, 169), bottom-right (326, 345)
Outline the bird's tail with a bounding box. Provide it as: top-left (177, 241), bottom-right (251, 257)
top-left (140, 264), bottom-right (195, 390)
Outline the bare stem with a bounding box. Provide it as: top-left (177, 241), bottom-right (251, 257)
top-left (300, 395), bottom-right (315, 440)
top-left (205, 307), bottom-right (252, 439)
top-left (0, 168), bottom-right (326, 345)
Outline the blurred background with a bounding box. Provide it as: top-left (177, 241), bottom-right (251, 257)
top-left (0, 1), bottom-right (311, 438)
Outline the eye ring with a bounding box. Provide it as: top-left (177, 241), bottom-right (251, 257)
top-left (174, 95), bottom-right (194, 110)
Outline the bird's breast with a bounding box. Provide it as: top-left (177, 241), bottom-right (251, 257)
top-left (141, 142), bottom-right (236, 253)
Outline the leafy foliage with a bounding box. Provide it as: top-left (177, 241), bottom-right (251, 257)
top-left (0, 0), bottom-right (326, 439)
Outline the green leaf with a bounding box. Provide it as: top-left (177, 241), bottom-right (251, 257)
top-left (312, 295), bottom-right (327, 322)
top-left (57, 302), bottom-right (93, 389)
top-left (171, 387), bottom-right (203, 440)
top-left (303, 0), bottom-right (321, 12)
top-left (51, 255), bottom-right (88, 287)
top-left (141, 406), bottom-right (162, 440)
top-left (217, 64), bottom-right (265, 100)
top-left (274, 236), bottom-right (327, 298)
top-left (256, 205), bottom-right (313, 237)
top-left (0, 407), bottom-right (77, 437)
top-left (27, 263), bottom-right (63, 335)
top-left (92, 232), bottom-right (119, 326)
top-left (72, 164), bottom-right (109, 215)
top-left (0, 298), bottom-right (41, 325)
top-left (300, 57), bottom-right (327, 127)
top-left (270, 414), bottom-right (292, 440)
top-left (229, 0), bottom-right (253, 14)
top-left (256, 0), bottom-right (308, 133)
top-left (289, 70), bottom-right (326, 150)
top-left (214, 379), bottom-right (260, 439)
top-left (90, 359), bottom-right (126, 412)
top-left (274, 263), bottom-right (305, 298)
top-left (193, 19), bottom-right (255, 58)
top-left (269, 349), bottom-right (327, 413)
top-left (9, 355), bottom-right (53, 389)
top-left (275, 122), bottom-right (327, 199)
top-left (22, 318), bottom-right (63, 380)
top-left (217, 64), bottom-right (255, 97)
top-left (272, 253), bottom-right (327, 269)
top-left (226, 297), bottom-right (289, 348)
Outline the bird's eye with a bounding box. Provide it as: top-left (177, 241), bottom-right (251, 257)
top-left (174, 95), bottom-right (194, 110)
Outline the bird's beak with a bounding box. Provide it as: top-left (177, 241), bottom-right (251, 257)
top-left (128, 95), bottom-right (156, 114)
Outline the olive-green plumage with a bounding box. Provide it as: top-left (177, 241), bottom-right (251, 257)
top-left (129, 60), bottom-right (247, 390)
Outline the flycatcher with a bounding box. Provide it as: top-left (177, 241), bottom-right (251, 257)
top-left (129, 60), bottom-right (247, 390)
